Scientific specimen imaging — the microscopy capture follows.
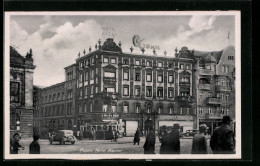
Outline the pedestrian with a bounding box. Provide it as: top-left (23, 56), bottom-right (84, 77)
top-left (159, 126), bottom-right (168, 154)
top-left (29, 134), bottom-right (40, 154)
top-left (133, 128), bottom-right (140, 145)
top-left (113, 129), bottom-right (118, 142)
top-left (10, 133), bottom-right (24, 154)
top-left (143, 127), bottom-right (155, 154)
top-left (167, 124), bottom-right (180, 154)
top-left (210, 115), bottom-right (235, 154)
top-left (91, 128), bottom-right (96, 140)
top-left (191, 124), bottom-right (207, 154)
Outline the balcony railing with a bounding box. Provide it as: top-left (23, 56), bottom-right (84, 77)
top-left (100, 92), bottom-right (118, 100)
top-left (176, 96), bottom-right (192, 102)
top-left (198, 84), bottom-right (211, 90)
top-left (215, 85), bottom-right (231, 92)
top-left (199, 69), bottom-right (214, 75)
top-left (103, 77), bottom-right (116, 82)
top-left (205, 113), bottom-right (223, 119)
top-left (206, 97), bottom-right (221, 105)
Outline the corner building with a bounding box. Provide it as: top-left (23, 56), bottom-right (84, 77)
top-left (194, 46), bottom-right (236, 134)
top-left (75, 38), bottom-right (197, 136)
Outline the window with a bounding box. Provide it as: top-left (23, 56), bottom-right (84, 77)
top-left (157, 87), bottom-right (163, 97)
top-left (10, 82), bottom-right (20, 102)
top-left (136, 104), bottom-right (140, 113)
top-left (123, 86), bottom-right (129, 96)
top-left (199, 107), bottom-right (203, 114)
top-left (79, 104), bottom-right (82, 113)
top-left (135, 71), bottom-right (140, 81)
top-left (208, 93), bottom-right (212, 97)
top-left (206, 65), bottom-right (211, 70)
top-left (157, 74), bottom-right (163, 83)
top-left (217, 107), bottom-right (220, 114)
top-left (187, 108), bottom-right (190, 114)
top-left (135, 87), bottom-right (140, 96)
top-left (169, 63), bottom-right (174, 68)
top-left (180, 64), bottom-right (184, 69)
top-left (123, 69), bottom-right (129, 80)
top-left (123, 58), bottom-right (129, 65)
top-left (146, 73), bottom-right (152, 82)
top-left (91, 70), bottom-right (94, 80)
top-left (90, 103), bottom-right (93, 112)
top-left (158, 62), bottom-right (162, 68)
top-left (103, 104), bottom-right (108, 112)
top-left (123, 104), bottom-right (129, 113)
top-left (91, 86), bottom-right (94, 95)
top-left (168, 75), bottom-right (173, 83)
top-left (228, 56), bottom-right (234, 60)
top-left (225, 66), bottom-right (229, 73)
top-left (104, 71), bottom-right (116, 78)
top-left (111, 105), bottom-right (116, 112)
top-left (96, 68), bottom-right (99, 75)
top-left (91, 57), bottom-right (95, 64)
top-left (169, 107), bottom-right (173, 114)
top-left (221, 93), bottom-right (225, 100)
top-left (168, 88), bottom-right (174, 98)
top-left (180, 108), bottom-right (183, 114)
top-left (222, 66), bottom-right (225, 72)
top-left (186, 64), bottom-right (190, 70)
top-left (96, 87), bottom-right (98, 94)
top-left (147, 107), bottom-right (151, 113)
top-left (111, 58), bottom-right (116, 64)
top-left (135, 60), bottom-right (140, 66)
top-left (221, 107), bottom-right (224, 114)
top-left (105, 87), bottom-right (115, 93)
top-left (146, 61), bottom-right (152, 67)
top-left (67, 103), bottom-right (72, 115)
top-left (226, 108), bottom-right (229, 115)
top-left (208, 107), bottom-right (212, 114)
top-left (226, 94), bottom-right (229, 101)
top-left (79, 89), bottom-right (83, 98)
top-left (146, 86), bottom-right (152, 97)
top-left (158, 107), bottom-right (162, 114)
top-left (221, 79), bottom-right (225, 85)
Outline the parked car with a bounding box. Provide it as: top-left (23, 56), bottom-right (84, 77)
top-left (49, 130), bottom-right (76, 145)
top-left (182, 129), bottom-right (199, 137)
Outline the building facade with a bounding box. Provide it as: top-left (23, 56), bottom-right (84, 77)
top-left (10, 46), bottom-right (36, 138)
top-left (74, 38), bottom-right (197, 136)
top-left (194, 46), bottom-right (236, 134)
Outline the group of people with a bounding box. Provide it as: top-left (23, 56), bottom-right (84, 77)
top-left (142, 115), bottom-right (235, 154)
top-left (10, 133), bottom-right (40, 154)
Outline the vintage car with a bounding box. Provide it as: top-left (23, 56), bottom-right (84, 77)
top-left (49, 130), bottom-right (76, 145)
top-left (182, 129), bottom-right (199, 137)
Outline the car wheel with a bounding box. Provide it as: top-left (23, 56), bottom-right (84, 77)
top-left (60, 140), bottom-right (65, 145)
top-left (71, 141), bottom-right (75, 144)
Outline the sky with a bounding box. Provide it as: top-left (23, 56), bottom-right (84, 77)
top-left (9, 13), bottom-right (235, 87)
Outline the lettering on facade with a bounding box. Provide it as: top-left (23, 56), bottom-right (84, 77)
top-left (132, 35), bottom-right (160, 50)
top-left (158, 115), bottom-right (193, 121)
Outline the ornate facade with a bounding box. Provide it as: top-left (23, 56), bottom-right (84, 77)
top-left (10, 46), bottom-right (36, 137)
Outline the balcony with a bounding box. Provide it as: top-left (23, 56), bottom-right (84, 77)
top-left (103, 77), bottom-right (116, 83)
top-left (215, 85), bottom-right (231, 92)
top-left (199, 69), bottom-right (214, 75)
top-left (198, 84), bottom-right (211, 90)
top-left (205, 113), bottom-right (223, 119)
top-left (179, 82), bottom-right (190, 87)
top-left (100, 92), bottom-right (118, 100)
top-left (176, 96), bottom-right (192, 102)
top-left (206, 97), bottom-right (221, 105)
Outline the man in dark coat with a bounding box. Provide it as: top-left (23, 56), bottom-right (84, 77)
top-left (143, 127), bottom-right (155, 154)
top-left (192, 124), bottom-right (207, 154)
top-left (210, 115), bottom-right (235, 154)
top-left (159, 126), bottom-right (168, 154)
top-left (133, 128), bottom-right (140, 145)
top-left (167, 124), bottom-right (180, 154)
top-left (10, 133), bottom-right (24, 154)
top-left (29, 134), bottom-right (40, 154)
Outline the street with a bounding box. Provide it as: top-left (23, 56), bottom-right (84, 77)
top-left (17, 137), bottom-right (213, 154)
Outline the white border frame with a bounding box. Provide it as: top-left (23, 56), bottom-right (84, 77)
top-left (4, 11), bottom-right (241, 160)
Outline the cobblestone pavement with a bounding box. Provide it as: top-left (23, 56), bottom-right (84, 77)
top-left (17, 136), bottom-right (213, 154)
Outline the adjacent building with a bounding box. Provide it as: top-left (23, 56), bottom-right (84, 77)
top-left (194, 46), bottom-right (236, 134)
top-left (10, 46), bottom-right (36, 137)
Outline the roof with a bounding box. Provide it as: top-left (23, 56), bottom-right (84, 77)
top-left (194, 49), bottom-right (224, 64)
top-left (204, 54), bottom-right (217, 63)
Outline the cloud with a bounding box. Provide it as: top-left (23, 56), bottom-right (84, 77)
top-left (10, 18), bottom-right (102, 86)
